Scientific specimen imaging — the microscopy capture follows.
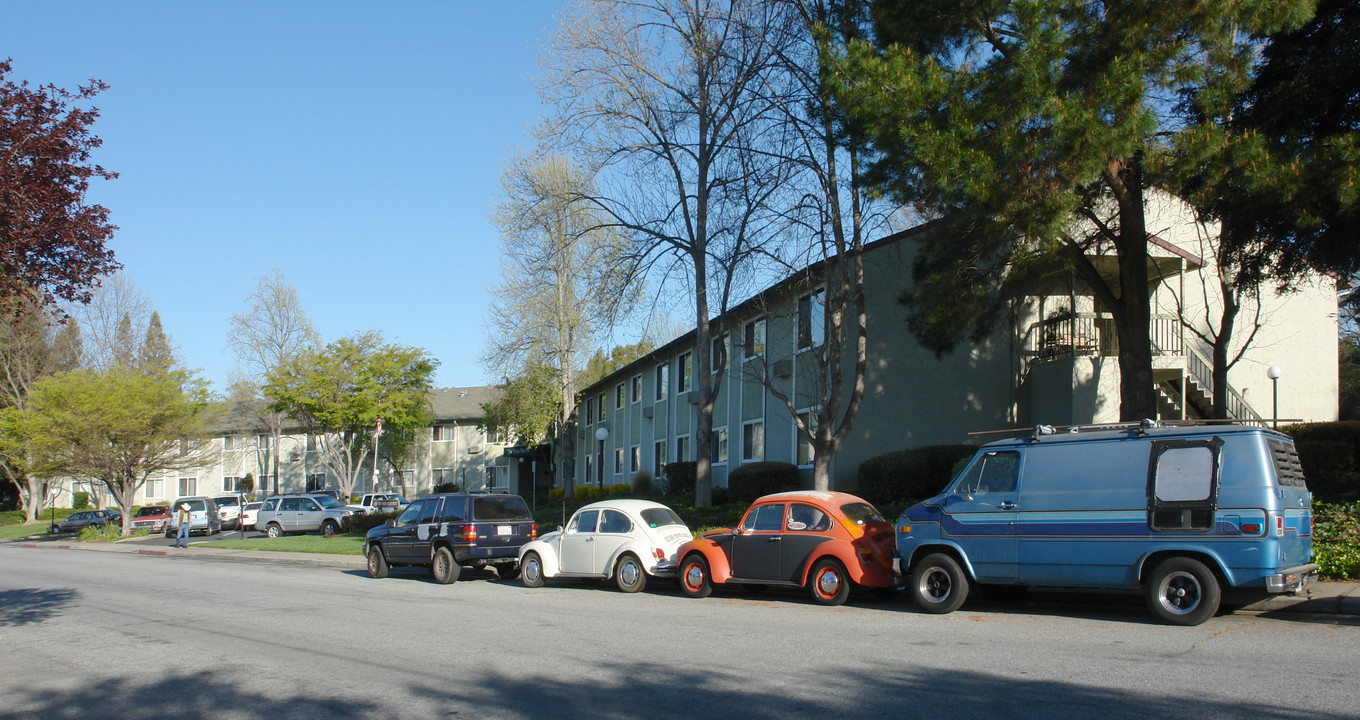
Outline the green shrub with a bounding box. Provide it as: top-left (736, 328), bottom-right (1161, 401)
top-left (727, 461), bottom-right (801, 503)
top-left (73, 492), bottom-right (89, 510)
top-left (433, 482), bottom-right (461, 494)
top-left (1282, 422), bottom-right (1360, 502)
top-left (548, 488), bottom-right (565, 502)
top-left (608, 483), bottom-right (632, 497)
top-left (574, 485), bottom-right (600, 502)
top-left (78, 522), bottom-right (123, 542)
top-left (631, 472), bottom-right (655, 496)
top-left (1313, 501), bottom-right (1360, 579)
top-left (856, 444), bottom-right (976, 506)
top-left (340, 510), bottom-right (400, 536)
top-left (711, 486), bottom-right (729, 505)
top-left (663, 462), bottom-right (697, 501)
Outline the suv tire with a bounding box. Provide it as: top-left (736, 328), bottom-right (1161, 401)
top-left (265, 522), bottom-right (283, 539)
top-left (431, 546), bottom-right (461, 584)
top-left (367, 546), bottom-right (389, 579)
top-left (321, 520), bottom-right (340, 537)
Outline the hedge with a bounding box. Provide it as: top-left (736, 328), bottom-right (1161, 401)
top-left (727, 461), bottom-right (801, 503)
top-left (1313, 501), bottom-right (1360, 579)
top-left (1280, 421), bottom-right (1360, 502)
top-left (340, 510), bottom-right (400, 535)
top-left (856, 444), bottom-right (976, 506)
top-left (663, 462), bottom-right (697, 500)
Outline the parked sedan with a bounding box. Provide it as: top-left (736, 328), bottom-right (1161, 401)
top-left (239, 501), bottom-right (263, 531)
top-left (519, 499), bottom-right (693, 593)
top-left (674, 491), bottom-right (898, 606)
top-left (49, 509), bottom-right (121, 534)
top-left (131, 505), bottom-right (173, 533)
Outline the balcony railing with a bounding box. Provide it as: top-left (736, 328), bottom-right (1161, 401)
top-left (1027, 313), bottom-right (1183, 360)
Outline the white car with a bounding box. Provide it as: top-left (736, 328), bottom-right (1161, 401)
top-left (518, 499), bottom-right (693, 593)
top-left (240, 501), bottom-right (263, 530)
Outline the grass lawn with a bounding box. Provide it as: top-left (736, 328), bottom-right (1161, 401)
top-left (197, 534), bottom-right (365, 555)
top-left (0, 522), bottom-right (54, 541)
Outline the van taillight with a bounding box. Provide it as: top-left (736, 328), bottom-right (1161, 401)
top-left (463, 524), bottom-right (478, 542)
top-left (1276, 516), bottom-right (1285, 537)
top-left (530, 523), bottom-right (538, 540)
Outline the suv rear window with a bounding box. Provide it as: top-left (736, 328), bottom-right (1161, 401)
top-left (473, 495), bottom-right (531, 521)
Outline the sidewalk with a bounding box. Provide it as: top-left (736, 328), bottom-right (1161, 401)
top-left (7, 536), bottom-right (1358, 617)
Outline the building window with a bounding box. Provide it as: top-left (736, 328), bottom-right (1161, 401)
top-left (257, 433), bottom-right (272, 450)
top-left (146, 477), bottom-right (163, 499)
top-left (433, 424), bottom-right (457, 442)
top-left (614, 448), bottom-right (624, 474)
top-left (743, 421), bottom-right (765, 461)
top-left (306, 474), bottom-right (327, 493)
top-left (712, 428), bottom-right (728, 464)
top-left (598, 394), bottom-right (606, 422)
top-left (490, 425), bottom-right (510, 444)
top-left (615, 383), bottom-right (625, 409)
top-left (796, 410), bottom-right (819, 466)
top-left (223, 476), bottom-right (242, 493)
top-left (676, 435), bottom-right (690, 462)
top-left (744, 318), bottom-right (765, 360)
top-left (586, 398), bottom-right (594, 425)
top-left (488, 465), bottom-right (509, 490)
top-left (656, 364), bottom-right (669, 401)
top-left (585, 455), bottom-right (594, 485)
top-left (223, 435), bottom-right (240, 451)
top-left (630, 445), bottom-right (640, 473)
top-left (178, 477), bottom-right (197, 496)
top-left (432, 468), bottom-right (457, 489)
top-left (678, 352), bottom-right (693, 393)
top-left (797, 290), bottom-right (826, 350)
top-left (631, 375), bottom-right (641, 404)
top-left (712, 334), bottom-right (727, 373)
top-left (306, 433), bottom-right (318, 452)
top-left (654, 440), bottom-right (667, 477)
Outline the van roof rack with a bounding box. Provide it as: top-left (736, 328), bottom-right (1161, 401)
top-left (970, 417), bottom-right (1288, 440)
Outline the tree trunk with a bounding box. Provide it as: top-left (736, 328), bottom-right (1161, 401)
top-left (1212, 280), bottom-right (1240, 419)
top-left (1113, 173), bottom-right (1157, 422)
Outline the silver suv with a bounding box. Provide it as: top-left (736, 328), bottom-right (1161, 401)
top-left (256, 493), bottom-right (363, 537)
top-left (163, 497), bottom-right (222, 537)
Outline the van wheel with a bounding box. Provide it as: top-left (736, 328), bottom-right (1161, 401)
top-left (911, 553), bottom-right (969, 614)
top-left (810, 558), bottom-right (851, 606)
top-left (679, 554), bottom-right (713, 598)
top-left (431, 547), bottom-right (461, 584)
top-left (367, 546), bottom-right (389, 579)
top-left (615, 554), bottom-right (646, 593)
top-left (1146, 557), bottom-right (1220, 626)
top-left (521, 552), bottom-right (545, 588)
top-left (265, 523), bottom-right (283, 539)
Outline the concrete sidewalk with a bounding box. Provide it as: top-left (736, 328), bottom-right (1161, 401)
top-left (7, 536), bottom-right (1358, 617)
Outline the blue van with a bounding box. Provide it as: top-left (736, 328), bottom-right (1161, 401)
top-left (895, 422), bottom-right (1317, 625)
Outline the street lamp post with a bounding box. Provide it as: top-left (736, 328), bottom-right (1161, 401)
top-left (1267, 366), bottom-right (1282, 429)
top-left (595, 426), bottom-right (609, 500)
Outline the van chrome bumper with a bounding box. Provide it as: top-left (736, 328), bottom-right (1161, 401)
top-left (1266, 563), bottom-right (1319, 594)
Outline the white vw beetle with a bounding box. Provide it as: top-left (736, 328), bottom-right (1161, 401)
top-left (519, 499), bottom-right (693, 593)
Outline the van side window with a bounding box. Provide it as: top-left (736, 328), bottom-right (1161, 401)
top-left (1148, 439), bottom-right (1222, 531)
top-left (957, 451), bottom-right (1020, 495)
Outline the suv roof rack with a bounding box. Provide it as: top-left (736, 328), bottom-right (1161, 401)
top-left (970, 417), bottom-right (1287, 441)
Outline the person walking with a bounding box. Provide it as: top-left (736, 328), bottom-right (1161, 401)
top-left (175, 502), bottom-right (191, 548)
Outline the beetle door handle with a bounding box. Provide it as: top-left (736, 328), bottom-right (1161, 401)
top-left (768, 536), bottom-right (782, 542)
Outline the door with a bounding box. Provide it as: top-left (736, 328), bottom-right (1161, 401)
top-left (412, 498), bottom-right (442, 562)
top-left (940, 450), bottom-right (1020, 583)
top-left (560, 510), bottom-right (599, 574)
top-left (594, 509), bottom-right (634, 572)
top-left (779, 503), bottom-right (833, 583)
top-left (386, 499), bottom-right (427, 563)
top-left (731, 503), bottom-right (786, 581)
top-left (295, 497), bottom-right (325, 531)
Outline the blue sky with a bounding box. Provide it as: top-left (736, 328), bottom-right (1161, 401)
top-left (2, 1), bottom-right (567, 392)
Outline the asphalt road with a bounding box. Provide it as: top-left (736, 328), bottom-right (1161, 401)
top-left (2, 544), bottom-right (1357, 720)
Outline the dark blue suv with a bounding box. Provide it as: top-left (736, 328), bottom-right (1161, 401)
top-left (363, 492), bottom-right (536, 583)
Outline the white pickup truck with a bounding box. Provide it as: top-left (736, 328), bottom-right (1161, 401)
top-left (349, 493), bottom-right (408, 514)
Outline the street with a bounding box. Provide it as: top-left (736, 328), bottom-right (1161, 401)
top-left (1, 544), bottom-right (1357, 720)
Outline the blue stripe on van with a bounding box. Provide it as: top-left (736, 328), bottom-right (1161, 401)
top-left (935, 509), bottom-right (1273, 538)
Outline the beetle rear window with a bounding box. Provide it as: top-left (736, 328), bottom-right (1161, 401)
top-left (640, 508), bottom-right (684, 528)
top-left (473, 496), bottom-right (532, 521)
top-left (840, 502), bottom-right (884, 526)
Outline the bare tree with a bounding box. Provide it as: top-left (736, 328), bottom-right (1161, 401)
top-left (540, 0), bottom-right (791, 505)
top-left (483, 152), bottom-right (631, 492)
top-left (227, 270), bottom-right (318, 496)
top-left (65, 271), bottom-right (151, 371)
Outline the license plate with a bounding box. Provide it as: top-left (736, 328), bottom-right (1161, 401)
top-left (497, 526), bottom-right (512, 536)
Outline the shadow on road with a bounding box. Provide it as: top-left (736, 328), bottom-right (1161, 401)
top-left (0, 587), bottom-right (80, 627)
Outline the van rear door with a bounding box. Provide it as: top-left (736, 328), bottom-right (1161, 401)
top-left (1267, 438), bottom-right (1313, 568)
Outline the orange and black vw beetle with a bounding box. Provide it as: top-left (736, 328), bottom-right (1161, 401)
top-left (675, 491), bottom-right (899, 605)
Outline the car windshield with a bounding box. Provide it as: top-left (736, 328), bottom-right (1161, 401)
top-left (135, 507), bottom-right (163, 517)
top-left (473, 495), bottom-right (532, 521)
top-left (639, 507), bottom-right (684, 528)
top-left (216, 497), bottom-right (239, 507)
top-left (244, 503), bottom-right (262, 510)
top-left (313, 495), bottom-right (345, 509)
top-left (840, 502), bottom-right (885, 526)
